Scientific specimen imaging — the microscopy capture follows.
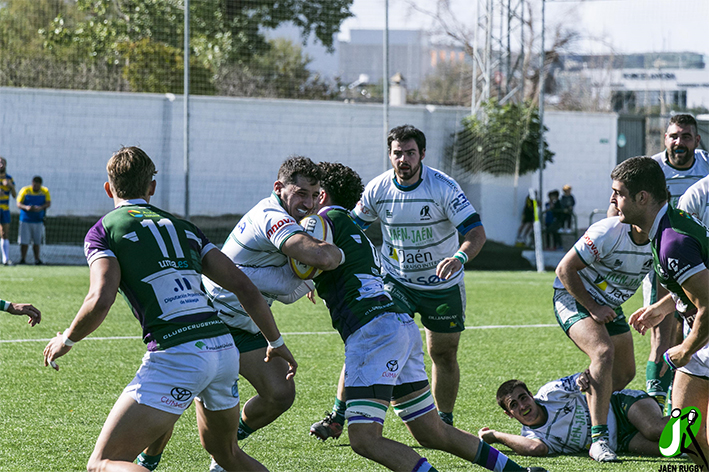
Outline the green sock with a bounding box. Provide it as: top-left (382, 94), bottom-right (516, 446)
top-left (438, 411), bottom-right (454, 426)
top-left (646, 360), bottom-right (674, 409)
top-left (332, 397), bottom-right (347, 424)
top-left (591, 424), bottom-right (609, 443)
top-left (237, 418), bottom-right (256, 440)
top-left (473, 440), bottom-right (525, 471)
top-left (136, 452), bottom-right (162, 471)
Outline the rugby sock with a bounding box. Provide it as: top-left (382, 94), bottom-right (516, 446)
top-left (591, 425), bottom-right (609, 443)
top-left (136, 452), bottom-right (162, 471)
top-left (473, 440), bottom-right (525, 471)
top-left (646, 360), bottom-right (673, 410)
top-left (438, 411), bottom-right (454, 426)
top-left (332, 397), bottom-right (347, 424)
top-left (1, 239), bottom-right (8, 263)
top-left (412, 457), bottom-right (438, 472)
top-left (237, 418), bottom-right (256, 440)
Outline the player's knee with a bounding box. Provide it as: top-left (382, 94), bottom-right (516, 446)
top-left (591, 342), bottom-right (614, 364)
top-left (86, 457), bottom-right (108, 472)
top-left (268, 383), bottom-right (295, 412)
top-left (348, 429), bottom-right (379, 458)
top-left (429, 346), bottom-right (458, 367)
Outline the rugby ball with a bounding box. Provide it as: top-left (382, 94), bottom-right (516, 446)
top-left (289, 215), bottom-right (334, 280)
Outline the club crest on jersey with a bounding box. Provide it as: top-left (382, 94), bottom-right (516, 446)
top-left (420, 205), bottom-right (431, 220)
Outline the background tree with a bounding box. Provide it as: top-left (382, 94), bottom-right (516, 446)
top-left (451, 99), bottom-right (554, 177)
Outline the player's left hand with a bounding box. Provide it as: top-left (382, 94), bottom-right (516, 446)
top-left (628, 305), bottom-right (668, 335)
top-left (265, 344), bottom-right (298, 380)
top-left (436, 257), bottom-right (463, 280)
top-left (664, 345), bottom-right (692, 370)
top-left (576, 369), bottom-right (591, 392)
top-left (7, 302), bottom-right (41, 326)
top-left (43, 332), bottom-right (72, 371)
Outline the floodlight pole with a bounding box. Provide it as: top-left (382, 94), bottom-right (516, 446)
top-left (183, 0), bottom-right (190, 219)
top-left (383, 0), bottom-right (390, 171)
top-left (535, 0), bottom-right (546, 273)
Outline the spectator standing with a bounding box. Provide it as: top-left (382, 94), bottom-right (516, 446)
top-left (17, 176), bottom-right (51, 265)
top-left (544, 190), bottom-right (563, 250)
top-left (560, 184), bottom-right (576, 231)
top-left (0, 157), bottom-right (17, 265)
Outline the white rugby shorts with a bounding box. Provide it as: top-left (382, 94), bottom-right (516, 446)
top-left (123, 334), bottom-right (240, 414)
top-left (344, 312), bottom-right (428, 390)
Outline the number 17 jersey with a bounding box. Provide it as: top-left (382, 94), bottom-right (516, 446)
top-left (84, 201), bottom-right (229, 350)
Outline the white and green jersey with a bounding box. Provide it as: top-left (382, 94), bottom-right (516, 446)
top-left (521, 373), bottom-right (592, 454)
top-left (84, 200), bottom-right (229, 350)
top-left (678, 175), bottom-right (709, 227)
top-left (202, 192), bottom-right (307, 333)
top-left (351, 165), bottom-right (481, 291)
top-left (553, 217), bottom-right (653, 309)
top-left (652, 149), bottom-right (709, 207)
top-left (521, 374), bottom-right (630, 455)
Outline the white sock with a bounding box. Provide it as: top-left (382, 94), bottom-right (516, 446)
top-left (1, 239), bottom-right (8, 263)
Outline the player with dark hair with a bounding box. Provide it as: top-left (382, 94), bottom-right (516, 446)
top-left (43, 146), bottom-right (297, 472)
top-left (312, 125), bottom-right (486, 439)
top-left (139, 155), bottom-right (344, 471)
top-left (645, 113), bottom-right (709, 408)
top-left (310, 161), bottom-right (545, 472)
top-left (479, 370), bottom-right (667, 457)
top-left (607, 155), bottom-right (709, 467)
top-left (552, 178), bottom-right (654, 461)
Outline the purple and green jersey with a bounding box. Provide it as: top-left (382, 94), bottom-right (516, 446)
top-left (650, 203), bottom-right (709, 322)
top-left (84, 200), bottom-right (229, 350)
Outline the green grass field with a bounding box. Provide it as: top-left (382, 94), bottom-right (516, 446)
top-left (0, 266), bottom-right (691, 471)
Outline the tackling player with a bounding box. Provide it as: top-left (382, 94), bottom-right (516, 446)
top-left (480, 370), bottom-right (668, 457)
top-left (43, 146), bottom-right (297, 472)
top-left (311, 124), bottom-right (485, 439)
top-left (309, 161), bottom-right (545, 472)
top-left (678, 175), bottom-right (709, 226)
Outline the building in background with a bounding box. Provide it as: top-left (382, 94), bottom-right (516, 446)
top-left (551, 52), bottom-right (709, 113)
top-left (337, 29), bottom-right (465, 90)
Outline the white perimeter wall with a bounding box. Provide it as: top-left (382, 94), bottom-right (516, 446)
top-left (0, 87), bottom-right (618, 246)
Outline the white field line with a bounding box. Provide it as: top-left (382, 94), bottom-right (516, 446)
top-left (1, 324), bottom-right (557, 344)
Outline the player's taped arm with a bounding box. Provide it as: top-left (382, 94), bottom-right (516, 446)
top-left (458, 224), bottom-right (486, 262)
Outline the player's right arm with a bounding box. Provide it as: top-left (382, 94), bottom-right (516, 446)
top-left (43, 257), bottom-right (121, 370)
top-left (556, 249), bottom-right (617, 324)
top-left (202, 247), bottom-right (297, 378)
top-left (477, 428), bottom-right (549, 456)
top-left (281, 232), bottom-right (342, 271)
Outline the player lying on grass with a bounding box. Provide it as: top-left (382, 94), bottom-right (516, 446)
top-left (479, 370), bottom-right (669, 458)
top-left (43, 146), bottom-right (297, 472)
top-left (307, 161), bottom-right (545, 472)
